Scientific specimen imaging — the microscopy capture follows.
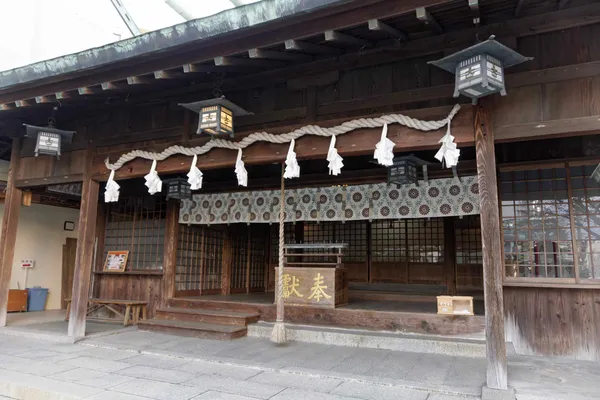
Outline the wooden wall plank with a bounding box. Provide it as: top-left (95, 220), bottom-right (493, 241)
top-left (505, 287), bottom-right (600, 361)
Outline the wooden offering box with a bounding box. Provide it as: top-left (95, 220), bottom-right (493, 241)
top-left (276, 243), bottom-right (348, 308)
top-left (436, 295), bottom-right (474, 316)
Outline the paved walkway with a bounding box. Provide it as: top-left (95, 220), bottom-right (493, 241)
top-left (0, 330), bottom-right (598, 400)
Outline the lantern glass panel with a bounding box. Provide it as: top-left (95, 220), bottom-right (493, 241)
top-left (389, 158), bottom-right (420, 186)
top-left (199, 105), bottom-right (234, 137)
top-left (166, 179), bottom-right (191, 200)
top-left (36, 132), bottom-right (61, 156)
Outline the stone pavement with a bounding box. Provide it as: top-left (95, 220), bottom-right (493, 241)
top-left (0, 330), bottom-right (598, 400)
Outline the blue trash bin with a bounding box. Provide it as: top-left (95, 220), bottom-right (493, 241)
top-left (27, 287), bottom-right (49, 312)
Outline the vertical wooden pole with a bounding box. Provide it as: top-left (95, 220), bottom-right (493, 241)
top-left (68, 146), bottom-right (99, 338)
top-left (199, 227), bottom-right (206, 295)
top-left (366, 221), bottom-right (372, 283)
top-left (474, 102), bottom-right (508, 391)
top-left (163, 199), bottom-right (179, 306)
top-left (91, 203), bottom-right (107, 299)
top-left (444, 217), bottom-right (457, 295)
top-left (245, 226), bottom-right (252, 293)
top-left (221, 228), bottom-right (232, 295)
top-left (0, 138), bottom-right (22, 327)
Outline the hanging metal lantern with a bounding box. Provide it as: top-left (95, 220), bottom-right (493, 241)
top-left (428, 35), bottom-right (532, 103)
top-left (388, 155), bottom-right (428, 186)
top-left (23, 122), bottom-right (75, 159)
top-left (164, 178), bottom-right (192, 200)
top-left (179, 97), bottom-right (251, 138)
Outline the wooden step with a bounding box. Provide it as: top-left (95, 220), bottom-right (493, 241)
top-left (155, 307), bottom-right (260, 326)
top-left (168, 298), bottom-right (273, 317)
top-left (137, 319), bottom-right (247, 340)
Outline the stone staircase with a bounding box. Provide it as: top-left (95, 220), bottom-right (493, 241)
top-left (137, 300), bottom-right (260, 340)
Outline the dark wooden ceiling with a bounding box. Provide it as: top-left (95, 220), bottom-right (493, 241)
top-left (0, 0), bottom-right (592, 123)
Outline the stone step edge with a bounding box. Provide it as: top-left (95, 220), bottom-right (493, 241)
top-left (247, 322), bottom-right (486, 358)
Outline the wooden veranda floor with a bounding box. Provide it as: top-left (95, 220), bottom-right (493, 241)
top-left (171, 291), bottom-right (485, 335)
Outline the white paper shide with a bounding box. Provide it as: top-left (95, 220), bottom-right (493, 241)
top-left (434, 121), bottom-right (460, 168)
top-left (104, 169), bottom-right (120, 202)
top-left (187, 154), bottom-right (203, 190)
top-left (283, 139), bottom-right (300, 179)
top-left (235, 148), bottom-right (248, 187)
top-left (327, 135), bottom-right (344, 176)
top-left (373, 123), bottom-right (395, 167)
top-left (144, 159), bottom-right (163, 195)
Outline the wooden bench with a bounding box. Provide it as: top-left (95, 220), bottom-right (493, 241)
top-left (65, 298), bottom-right (148, 326)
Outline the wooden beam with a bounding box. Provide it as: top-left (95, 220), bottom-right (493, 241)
top-left (515, 0), bottom-right (527, 16)
top-left (495, 115), bottom-right (600, 142)
top-left (78, 86), bottom-right (102, 95)
top-left (35, 95), bottom-right (55, 104)
top-left (0, 138), bottom-right (21, 327)
top-left (154, 70), bottom-right (185, 80)
top-left (474, 101), bottom-right (508, 391)
top-left (67, 147), bottom-right (99, 339)
top-left (183, 63), bottom-right (248, 74)
top-left (55, 91), bottom-right (76, 100)
top-left (101, 81), bottom-right (128, 91)
top-left (15, 174), bottom-right (85, 188)
top-left (214, 56), bottom-right (285, 68)
top-left (368, 19), bottom-right (408, 41)
top-left (324, 30), bottom-right (371, 47)
top-left (416, 7), bottom-right (443, 33)
top-left (287, 71), bottom-right (339, 90)
top-left (15, 99), bottom-right (35, 108)
top-left (162, 200), bottom-right (179, 306)
top-left (248, 48), bottom-right (312, 62)
top-left (284, 39), bottom-right (342, 55)
top-left (127, 76), bottom-right (153, 85)
top-left (469, 0), bottom-right (480, 24)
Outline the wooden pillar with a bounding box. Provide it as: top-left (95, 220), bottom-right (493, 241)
top-left (221, 229), bottom-right (232, 295)
top-left (444, 217), bottom-right (457, 295)
top-left (163, 200), bottom-right (179, 305)
top-left (91, 204), bottom-right (107, 299)
top-left (0, 138), bottom-right (22, 327)
top-left (474, 102), bottom-right (508, 391)
top-left (245, 227), bottom-right (252, 293)
top-left (67, 148), bottom-right (100, 338)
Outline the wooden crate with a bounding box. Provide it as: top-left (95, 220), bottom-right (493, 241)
top-left (8, 289), bottom-right (28, 312)
top-left (436, 295), bottom-right (474, 316)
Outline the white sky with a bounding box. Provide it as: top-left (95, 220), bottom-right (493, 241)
top-left (0, 0), bottom-right (261, 72)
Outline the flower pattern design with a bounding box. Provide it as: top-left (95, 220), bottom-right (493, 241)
top-left (179, 176), bottom-right (479, 224)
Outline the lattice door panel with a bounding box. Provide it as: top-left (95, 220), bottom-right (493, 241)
top-left (201, 228), bottom-right (225, 292)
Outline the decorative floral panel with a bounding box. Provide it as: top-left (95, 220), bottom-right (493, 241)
top-left (179, 176), bottom-right (480, 225)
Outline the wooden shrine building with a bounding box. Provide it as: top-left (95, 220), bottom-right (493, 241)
top-left (1, 0), bottom-right (600, 398)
